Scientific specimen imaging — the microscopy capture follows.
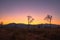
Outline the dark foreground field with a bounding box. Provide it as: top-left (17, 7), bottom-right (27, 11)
top-left (0, 28), bottom-right (60, 40)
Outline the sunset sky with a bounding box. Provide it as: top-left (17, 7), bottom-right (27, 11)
top-left (0, 0), bottom-right (60, 25)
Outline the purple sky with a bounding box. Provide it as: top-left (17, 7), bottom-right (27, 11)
top-left (0, 0), bottom-right (60, 24)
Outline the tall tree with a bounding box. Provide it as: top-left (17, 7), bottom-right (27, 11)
top-left (27, 16), bottom-right (34, 25)
top-left (44, 15), bottom-right (52, 24)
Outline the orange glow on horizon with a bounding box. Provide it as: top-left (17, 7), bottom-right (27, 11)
top-left (0, 17), bottom-right (60, 25)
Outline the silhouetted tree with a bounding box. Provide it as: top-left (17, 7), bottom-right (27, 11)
top-left (27, 16), bottom-right (34, 25)
top-left (44, 15), bottom-right (52, 24)
top-left (27, 16), bottom-right (34, 28)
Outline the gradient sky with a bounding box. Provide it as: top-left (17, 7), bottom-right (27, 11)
top-left (0, 0), bottom-right (60, 25)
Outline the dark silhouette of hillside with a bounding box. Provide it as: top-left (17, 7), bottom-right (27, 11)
top-left (0, 23), bottom-right (60, 28)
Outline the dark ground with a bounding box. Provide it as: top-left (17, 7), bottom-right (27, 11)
top-left (0, 28), bottom-right (60, 40)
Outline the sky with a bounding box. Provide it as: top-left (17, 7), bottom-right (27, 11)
top-left (0, 0), bottom-right (60, 25)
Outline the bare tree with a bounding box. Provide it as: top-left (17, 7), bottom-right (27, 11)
top-left (27, 16), bottom-right (34, 25)
top-left (27, 16), bottom-right (34, 28)
top-left (44, 15), bottom-right (52, 24)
